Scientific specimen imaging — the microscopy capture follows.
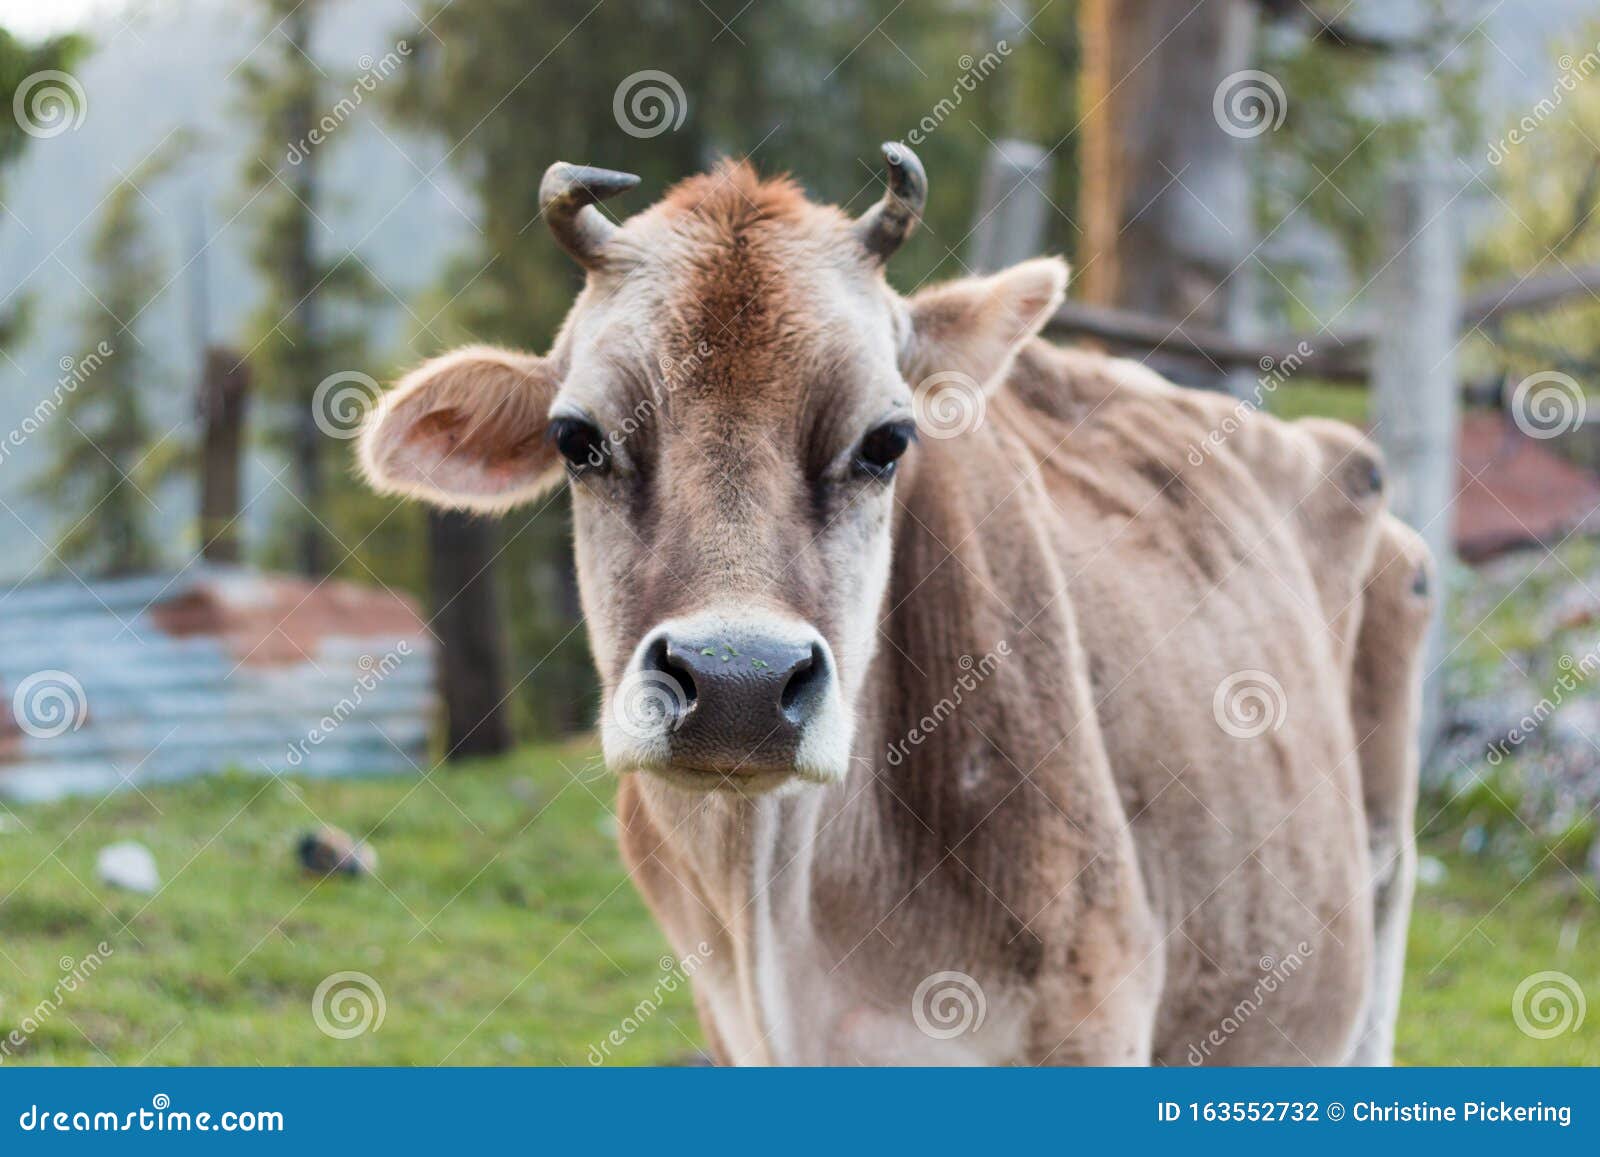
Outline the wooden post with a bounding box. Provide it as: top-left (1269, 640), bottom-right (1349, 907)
top-left (428, 509), bottom-right (514, 759)
top-left (968, 139), bottom-right (1055, 274)
top-left (197, 347), bottom-right (250, 564)
top-left (1362, 5), bottom-right (1460, 749)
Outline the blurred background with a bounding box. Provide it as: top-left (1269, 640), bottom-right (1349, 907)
top-left (0, 0), bottom-right (1597, 1064)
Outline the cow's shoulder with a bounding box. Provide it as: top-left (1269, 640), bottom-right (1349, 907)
top-left (1008, 341), bottom-right (1391, 619)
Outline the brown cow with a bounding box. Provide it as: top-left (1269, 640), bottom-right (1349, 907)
top-left (359, 145), bottom-right (1432, 1065)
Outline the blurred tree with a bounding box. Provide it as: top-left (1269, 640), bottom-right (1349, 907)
top-left (32, 147), bottom-right (184, 577)
top-left (237, 0), bottom-right (377, 577)
top-left (197, 346), bottom-right (251, 563)
top-left (1254, 1), bottom-right (1478, 314)
top-left (1471, 25), bottom-right (1600, 396)
top-left (0, 26), bottom-right (85, 353)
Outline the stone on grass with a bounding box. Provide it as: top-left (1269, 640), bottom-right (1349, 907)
top-left (96, 841), bottom-right (160, 894)
top-left (297, 825), bottom-right (377, 877)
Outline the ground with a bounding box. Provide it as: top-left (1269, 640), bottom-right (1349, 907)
top-left (0, 737), bottom-right (1594, 1066)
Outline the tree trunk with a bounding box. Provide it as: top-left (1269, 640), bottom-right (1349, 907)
top-left (287, 3), bottom-right (325, 577)
top-left (198, 347), bottom-right (250, 563)
top-left (1077, 0), bottom-right (1259, 388)
top-left (428, 509), bottom-right (514, 760)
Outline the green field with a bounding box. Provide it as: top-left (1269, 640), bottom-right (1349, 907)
top-left (0, 742), bottom-right (1593, 1066)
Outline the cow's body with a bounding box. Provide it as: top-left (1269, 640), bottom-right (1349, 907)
top-left (360, 150), bottom-right (1431, 1066)
top-left (619, 341), bottom-right (1431, 1065)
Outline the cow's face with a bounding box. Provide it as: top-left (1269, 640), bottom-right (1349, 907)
top-left (360, 147), bottom-right (1064, 795)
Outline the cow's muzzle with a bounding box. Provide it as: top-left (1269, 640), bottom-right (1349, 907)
top-left (602, 610), bottom-right (852, 793)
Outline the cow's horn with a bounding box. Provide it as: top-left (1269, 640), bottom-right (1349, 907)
top-left (855, 142), bottom-right (926, 262)
top-left (540, 162), bottom-right (641, 268)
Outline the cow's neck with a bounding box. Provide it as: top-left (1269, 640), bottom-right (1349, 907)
top-left (627, 402), bottom-right (1086, 1060)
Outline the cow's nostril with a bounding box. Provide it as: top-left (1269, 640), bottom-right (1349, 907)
top-left (780, 642), bottom-right (829, 724)
top-left (645, 635), bottom-right (698, 710)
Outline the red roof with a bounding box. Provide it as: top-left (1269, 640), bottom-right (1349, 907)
top-left (1454, 412), bottom-right (1600, 561)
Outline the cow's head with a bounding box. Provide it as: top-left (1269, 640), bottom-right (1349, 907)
top-left (360, 145), bottom-right (1064, 795)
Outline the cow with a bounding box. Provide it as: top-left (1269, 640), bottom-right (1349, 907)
top-left (358, 144), bottom-right (1433, 1066)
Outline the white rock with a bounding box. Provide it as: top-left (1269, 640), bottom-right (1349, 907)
top-left (96, 841), bottom-right (160, 894)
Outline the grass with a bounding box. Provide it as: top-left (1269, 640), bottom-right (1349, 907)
top-left (1401, 834), bottom-right (1598, 1066)
top-left (0, 741), bottom-right (699, 1066)
top-left (0, 741), bottom-right (1594, 1066)
top-left (1264, 380), bottom-right (1370, 426)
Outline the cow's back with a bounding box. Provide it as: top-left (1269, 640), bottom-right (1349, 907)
top-left (1004, 343), bottom-right (1422, 1063)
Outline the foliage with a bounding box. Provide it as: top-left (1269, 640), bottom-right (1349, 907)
top-left (1469, 22), bottom-right (1600, 394)
top-left (29, 144), bottom-right (186, 577)
top-left (1263, 380), bottom-right (1369, 425)
top-left (236, 0), bottom-right (380, 576)
top-left (0, 27), bottom-right (85, 352)
top-left (1255, 1), bottom-right (1482, 322)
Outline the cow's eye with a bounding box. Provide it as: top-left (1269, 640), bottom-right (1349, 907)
top-left (855, 421), bottom-right (916, 479)
top-left (550, 416), bottom-right (610, 475)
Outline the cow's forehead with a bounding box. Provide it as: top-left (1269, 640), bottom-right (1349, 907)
top-left (555, 162), bottom-right (909, 423)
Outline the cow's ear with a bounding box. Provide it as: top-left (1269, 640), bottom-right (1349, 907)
top-left (901, 257), bottom-right (1068, 394)
top-left (359, 345), bottom-right (563, 513)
